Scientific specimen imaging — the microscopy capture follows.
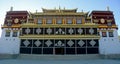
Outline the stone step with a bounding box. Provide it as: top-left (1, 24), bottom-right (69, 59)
top-left (1, 54), bottom-right (120, 60)
top-left (17, 54), bottom-right (100, 60)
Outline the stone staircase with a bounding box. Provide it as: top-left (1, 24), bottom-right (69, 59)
top-left (0, 54), bottom-right (120, 60)
top-left (18, 54), bottom-right (100, 60)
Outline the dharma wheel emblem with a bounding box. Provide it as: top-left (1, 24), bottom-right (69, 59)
top-left (101, 18), bottom-right (105, 23)
top-left (14, 18), bottom-right (19, 23)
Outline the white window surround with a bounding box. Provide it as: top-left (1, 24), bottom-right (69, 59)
top-left (13, 31), bottom-right (18, 37)
top-left (5, 31), bottom-right (10, 37)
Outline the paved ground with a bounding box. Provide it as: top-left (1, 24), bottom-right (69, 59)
top-left (0, 59), bottom-right (120, 64)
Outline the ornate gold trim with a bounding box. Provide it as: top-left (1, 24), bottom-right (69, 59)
top-left (99, 25), bottom-right (118, 28)
top-left (20, 23), bottom-right (98, 28)
top-left (19, 35), bottom-right (100, 39)
top-left (2, 24), bottom-right (20, 28)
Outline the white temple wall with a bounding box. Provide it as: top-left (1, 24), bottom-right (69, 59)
top-left (0, 28), bottom-right (20, 54)
top-left (0, 28), bottom-right (120, 54)
top-left (99, 29), bottom-right (120, 54)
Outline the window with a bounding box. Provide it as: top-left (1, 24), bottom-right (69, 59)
top-left (46, 19), bottom-right (52, 24)
top-left (109, 32), bottom-right (114, 37)
top-left (107, 22), bottom-right (112, 26)
top-left (102, 32), bottom-right (107, 37)
top-left (38, 19), bottom-right (42, 24)
top-left (67, 19), bottom-right (72, 24)
top-left (77, 19), bottom-right (82, 24)
top-left (13, 31), bottom-right (18, 37)
top-left (5, 31), bottom-right (10, 37)
top-left (57, 19), bottom-right (62, 24)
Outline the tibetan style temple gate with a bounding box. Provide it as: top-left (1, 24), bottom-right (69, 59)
top-left (19, 8), bottom-right (100, 55)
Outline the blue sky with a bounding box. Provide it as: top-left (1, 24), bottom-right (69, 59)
top-left (0, 0), bottom-right (120, 35)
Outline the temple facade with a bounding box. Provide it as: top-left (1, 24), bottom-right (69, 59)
top-left (0, 7), bottom-right (120, 55)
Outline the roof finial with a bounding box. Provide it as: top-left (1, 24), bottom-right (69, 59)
top-left (36, 10), bottom-right (38, 13)
top-left (64, 7), bottom-right (65, 10)
top-left (59, 5), bottom-right (61, 12)
top-left (54, 7), bottom-right (56, 10)
top-left (107, 6), bottom-right (110, 11)
top-left (10, 6), bottom-right (13, 11)
top-left (59, 6), bottom-right (61, 10)
top-left (82, 10), bottom-right (83, 12)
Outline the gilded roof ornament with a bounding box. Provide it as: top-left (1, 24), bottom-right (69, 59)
top-left (107, 6), bottom-right (110, 11)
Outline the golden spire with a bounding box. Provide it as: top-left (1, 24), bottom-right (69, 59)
top-left (64, 7), bottom-right (65, 10)
top-left (10, 6), bottom-right (13, 11)
top-left (36, 10), bottom-right (38, 13)
top-left (59, 6), bottom-right (61, 10)
top-left (107, 6), bottom-right (110, 11)
top-left (59, 6), bottom-right (61, 12)
top-left (54, 7), bottom-right (56, 10)
top-left (82, 10), bottom-right (83, 12)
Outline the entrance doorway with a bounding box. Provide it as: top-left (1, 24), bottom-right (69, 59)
top-left (55, 48), bottom-right (64, 55)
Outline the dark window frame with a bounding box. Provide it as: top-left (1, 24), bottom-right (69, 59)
top-left (102, 32), bottom-right (107, 37)
top-left (12, 31), bottom-right (18, 37)
top-left (109, 32), bottom-right (114, 37)
top-left (5, 31), bottom-right (10, 37)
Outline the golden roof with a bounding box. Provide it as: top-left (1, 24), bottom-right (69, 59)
top-left (42, 8), bottom-right (78, 13)
top-left (32, 12), bottom-right (89, 16)
top-left (32, 8), bottom-right (89, 16)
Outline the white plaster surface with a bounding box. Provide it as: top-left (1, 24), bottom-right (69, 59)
top-left (0, 28), bottom-right (20, 54)
top-left (99, 29), bottom-right (120, 54)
